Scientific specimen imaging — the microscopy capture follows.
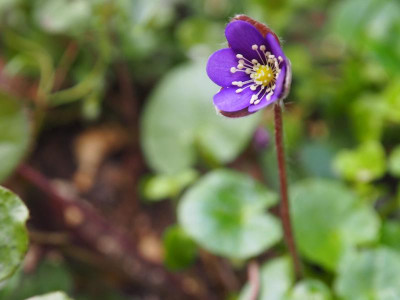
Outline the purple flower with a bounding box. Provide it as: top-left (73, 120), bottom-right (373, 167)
top-left (206, 16), bottom-right (292, 118)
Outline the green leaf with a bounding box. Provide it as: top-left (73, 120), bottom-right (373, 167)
top-left (290, 179), bottom-right (380, 270)
top-left (388, 146), bottom-right (400, 177)
top-left (3, 260), bottom-right (73, 300)
top-left (34, 0), bottom-right (91, 35)
top-left (383, 79), bottom-right (400, 123)
top-left (333, 141), bottom-right (386, 183)
top-left (163, 225), bottom-right (197, 271)
top-left (132, 0), bottom-right (175, 28)
top-left (381, 221), bottom-right (400, 252)
top-left (26, 291), bottom-right (73, 300)
top-left (142, 169), bottom-right (198, 201)
top-left (239, 256), bottom-right (293, 300)
top-left (298, 141), bottom-right (336, 178)
top-left (341, 205), bottom-right (380, 244)
top-left (176, 18), bottom-right (224, 52)
top-left (0, 0), bottom-right (22, 12)
top-left (335, 247), bottom-right (400, 300)
top-left (178, 170), bottom-right (281, 259)
top-left (287, 279), bottom-right (332, 300)
top-left (0, 93), bottom-right (30, 182)
top-left (329, 0), bottom-right (382, 49)
top-left (0, 267), bottom-right (21, 298)
top-left (0, 187), bottom-right (29, 282)
top-left (141, 61), bottom-right (260, 174)
top-left (350, 94), bottom-right (385, 142)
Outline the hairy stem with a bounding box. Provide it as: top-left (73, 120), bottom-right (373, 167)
top-left (273, 102), bottom-right (302, 279)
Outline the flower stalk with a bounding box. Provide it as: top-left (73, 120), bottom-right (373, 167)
top-left (273, 102), bottom-right (302, 279)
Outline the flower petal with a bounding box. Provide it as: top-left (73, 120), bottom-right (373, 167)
top-left (225, 20), bottom-right (266, 61)
top-left (266, 33), bottom-right (285, 59)
top-left (206, 48), bottom-right (249, 87)
top-left (248, 65), bottom-right (286, 113)
top-left (213, 86), bottom-right (258, 112)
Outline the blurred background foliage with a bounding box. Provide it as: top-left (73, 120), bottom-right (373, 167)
top-left (1, 0), bottom-right (400, 299)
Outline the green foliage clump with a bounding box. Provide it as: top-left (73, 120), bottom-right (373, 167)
top-left (1, 0), bottom-right (400, 298)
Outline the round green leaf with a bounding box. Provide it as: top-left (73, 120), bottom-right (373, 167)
top-left (239, 256), bottom-right (293, 300)
top-left (34, 0), bottom-right (91, 35)
top-left (141, 61), bottom-right (260, 174)
top-left (299, 141), bottom-right (336, 178)
top-left (287, 279), bottom-right (332, 300)
top-left (0, 93), bottom-right (30, 182)
top-left (388, 146), bottom-right (400, 177)
top-left (335, 247), bottom-right (400, 300)
top-left (350, 94), bottom-right (385, 142)
top-left (0, 186), bottom-right (29, 281)
top-left (5, 259), bottom-right (73, 299)
top-left (178, 170), bottom-right (281, 259)
top-left (333, 141), bottom-right (386, 183)
top-left (290, 179), bottom-right (380, 270)
top-left (381, 221), bottom-right (400, 252)
top-left (384, 79), bottom-right (400, 122)
top-left (163, 225), bottom-right (197, 271)
top-left (0, 267), bottom-right (20, 298)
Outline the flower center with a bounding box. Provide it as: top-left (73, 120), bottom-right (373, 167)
top-left (254, 65), bottom-right (274, 86)
top-left (230, 44), bottom-right (283, 105)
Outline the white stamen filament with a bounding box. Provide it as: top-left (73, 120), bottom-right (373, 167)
top-left (237, 54), bottom-right (254, 65)
top-left (232, 79), bottom-right (253, 87)
top-left (231, 44), bottom-right (284, 105)
top-left (257, 88), bottom-right (271, 104)
top-left (252, 44), bottom-right (266, 64)
top-left (250, 86), bottom-right (266, 104)
top-left (266, 91), bottom-right (274, 101)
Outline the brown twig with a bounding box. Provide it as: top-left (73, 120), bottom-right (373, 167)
top-left (248, 261), bottom-right (260, 300)
top-left (29, 230), bottom-right (71, 246)
top-left (16, 164), bottom-right (201, 298)
top-left (273, 102), bottom-right (302, 279)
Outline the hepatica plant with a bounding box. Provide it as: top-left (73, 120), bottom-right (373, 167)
top-left (206, 15), bottom-right (291, 117)
top-left (206, 15), bottom-right (301, 277)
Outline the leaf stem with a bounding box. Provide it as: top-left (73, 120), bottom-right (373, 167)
top-left (273, 102), bottom-right (302, 279)
top-left (247, 261), bottom-right (260, 300)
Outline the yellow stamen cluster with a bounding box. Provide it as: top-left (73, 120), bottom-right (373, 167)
top-left (230, 44), bottom-right (283, 105)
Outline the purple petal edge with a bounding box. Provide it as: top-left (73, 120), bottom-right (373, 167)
top-left (213, 86), bottom-right (259, 112)
top-left (225, 20), bottom-right (266, 61)
top-left (206, 48), bottom-right (249, 88)
top-left (266, 33), bottom-right (285, 59)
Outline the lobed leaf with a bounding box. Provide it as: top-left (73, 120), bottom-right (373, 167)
top-left (178, 170), bottom-right (281, 259)
top-left (141, 61), bottom-right (260, 174)
top-left (290, 179), bottom-right (380, 270)
top-left (0, 187), bottom-right (29, 282)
